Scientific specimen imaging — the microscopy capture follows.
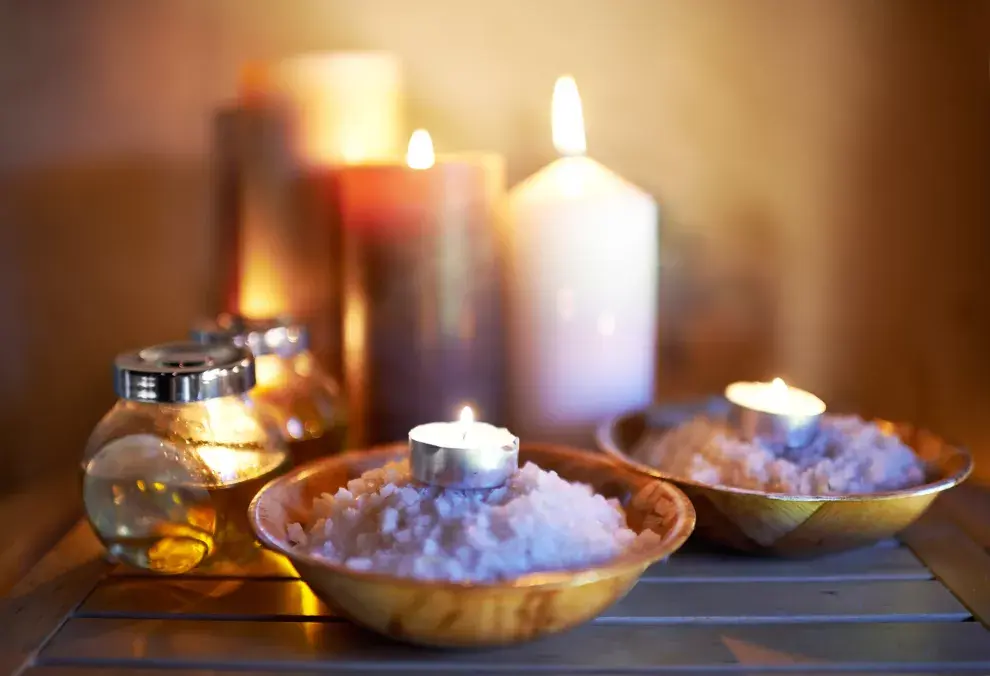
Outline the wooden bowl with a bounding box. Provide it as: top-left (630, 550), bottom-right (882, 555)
top-left (249, 442), bottom-right (695, 647)
top-left (597, 401), bottom-right (973, 557)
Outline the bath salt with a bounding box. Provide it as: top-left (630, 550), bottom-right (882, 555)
top-left (633, 415), bottom-right (926, 495)
top-left (286, 460), bottom-right (663, 582)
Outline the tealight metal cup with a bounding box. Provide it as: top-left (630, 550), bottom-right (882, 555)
top-left (410, 435), bottom-right (520, 489)
top-left (726, 402), bottom-right (822, 451)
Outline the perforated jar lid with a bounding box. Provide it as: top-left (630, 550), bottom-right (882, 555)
top-left (114, 341), bottom-right (256, 403)
top-left (190, 314), bottom-right (308, 358)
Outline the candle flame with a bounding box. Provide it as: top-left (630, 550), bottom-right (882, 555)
top-left (406, 129), bottom-right (435, 170)
top-left (196, 446), bottom-right (242, 480)
top-left (771, 377), bottom-right (787, 393)
top-left (254, 353), bottom-right (287, 390)
top-left (459, 406), bottom-right (474, 425)
top-left (552, 75), bottom-right (586, 157)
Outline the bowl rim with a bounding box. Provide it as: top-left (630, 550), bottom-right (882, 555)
top-left (248, 442), bottom-right (696, 590)
top-left (596, 406), bottom-right (974, 503)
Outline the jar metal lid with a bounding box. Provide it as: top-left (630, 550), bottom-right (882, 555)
top-left (190, 314), bottom-right (308, 358)
top-left (114, 341), bottom-right (256, 403)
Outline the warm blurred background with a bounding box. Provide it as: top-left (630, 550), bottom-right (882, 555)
top-left (0, 0), bottom-right (988, 582)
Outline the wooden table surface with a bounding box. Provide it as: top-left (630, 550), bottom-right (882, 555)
top-left (4, 486), bottom-right (990, 676)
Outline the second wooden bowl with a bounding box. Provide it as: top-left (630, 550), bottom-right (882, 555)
top-left (249, 442), bottom-right (695, 647)
top-left (597, 402), bottom-right (972, 557)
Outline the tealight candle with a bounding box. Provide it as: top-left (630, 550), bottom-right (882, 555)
top-left (725, 378), bottom-right (826, 450)
top-left (409, 406), bottom-right (519, 489)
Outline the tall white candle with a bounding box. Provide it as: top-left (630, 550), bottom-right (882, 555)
top-left (507, 76), bottom-right (659, 443)
top-left (268, 52), bottom-right (403, 165)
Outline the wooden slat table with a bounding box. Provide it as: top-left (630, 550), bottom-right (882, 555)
top-left (5, 492), bottom-right (990, 675)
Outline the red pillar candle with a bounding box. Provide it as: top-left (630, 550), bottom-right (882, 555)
top-left (327, 131), bottom-right (507, 447)
top-left (216, 55), bottom-right (405, 377)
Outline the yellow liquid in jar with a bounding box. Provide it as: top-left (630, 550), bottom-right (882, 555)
top-left (252, 353), bottom-right (348, 464)
top-left (83, 435), bottom-right (287, 574)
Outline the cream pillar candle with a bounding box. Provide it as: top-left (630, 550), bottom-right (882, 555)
top-left (268, 52), bottom-right (403, 165)
top-left (507, 76), bottom-right (659, 444)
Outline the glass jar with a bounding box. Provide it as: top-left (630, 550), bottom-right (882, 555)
top-left (82, 342), bottom-right (288, 574)
top-left (192, 314), bottom-right (347, 464)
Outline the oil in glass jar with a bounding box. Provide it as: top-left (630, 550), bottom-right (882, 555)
top-left (192, 315), bottom-right (347, 465)
top-left (82, 342), bottom-right (288, 574)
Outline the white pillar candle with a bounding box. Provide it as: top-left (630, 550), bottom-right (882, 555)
top-left (268, 52), bottom-right (403, 165)
top-left (507, 76), bottom-right (659, 443)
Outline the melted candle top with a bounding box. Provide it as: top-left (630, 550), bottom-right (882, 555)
top-left (409, 421), bottom-right (516, 450)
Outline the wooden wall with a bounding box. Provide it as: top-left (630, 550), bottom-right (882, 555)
top-left (0, 0), bottom-right (987, 490)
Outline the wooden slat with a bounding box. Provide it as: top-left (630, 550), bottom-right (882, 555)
top-left (79, 578), bottom-right (328, 621)
top-left (0, 522), bottom-right (108, 676)
top-left (39, 619), bottom-right (990, 670)
top-left (608, 579), bottom-right (967, 623)
top-left (22, 670), bottom-right (693, 676)
top-left (650, 542), bottom-right (929, 582)
top-left (109, 548), bottom-right (298, 579)
top-left (901, 502), bottom-right (990, 627)
top-left (22, 669), bottom-right (990, 676)
top-left (77, 577), bottom-right (967, 624)
top-left (0, 471), bottom-right (82, 596)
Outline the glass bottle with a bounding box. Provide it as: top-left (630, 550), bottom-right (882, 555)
top-left (82, 342), bottom-right (288, 574)
top-left (192, 314), bottom-right (347, 465)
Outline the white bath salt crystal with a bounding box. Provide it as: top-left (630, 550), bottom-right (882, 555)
top-left (345, 557), bottom-right (373, 571)
top-left (412, 556), bottom-right (434, 578)
top-left (616, 529), bottom-right (640, 547)
top-left (286, 522), bottom-right (308, 546)
top-left (288, 459), bottom-right (661, 582)
top-left (466, 524), bottom-right (497, 549)
top-left (633, 414), bottom-right (927, 496)
top-left (380, 507), bottom-right (399, 533)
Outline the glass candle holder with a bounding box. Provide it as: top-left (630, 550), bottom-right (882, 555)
top-left (192, 314), bottom-right (347, 464)
top-left (81, 342), bottom-right (289, 574)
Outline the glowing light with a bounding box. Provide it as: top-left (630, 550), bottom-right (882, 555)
top-left (725, 378), bottom-right (826, 417)
top-left (254, 354), bottom-right (287, 391)
top-left (406, 129), bottom-right (435, 170)
top-left (552, 75), bottom-right (587, 157)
